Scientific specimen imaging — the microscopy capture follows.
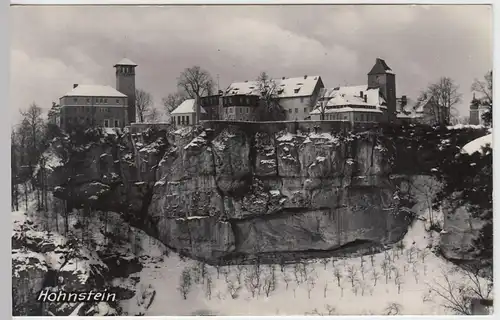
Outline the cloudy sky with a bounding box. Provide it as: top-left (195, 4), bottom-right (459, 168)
top-left (10, 4), bottom-right (492, 123)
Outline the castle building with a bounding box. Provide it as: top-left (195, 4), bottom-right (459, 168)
top-left (223, 75), bottom-right (324, 121)
top-left (57, 58), bottom-right (137, 131)
top-left (311, 58), bottom-right (394, 123)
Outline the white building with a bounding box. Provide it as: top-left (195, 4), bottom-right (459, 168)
top-left (310, 85), bottom-right (386, 123)
top-left (58, 84), bottom-right (129, 131)
top-left (224, 75), bottom-right (324, 120)
top-left (171, 99), bottom-right (207, 126)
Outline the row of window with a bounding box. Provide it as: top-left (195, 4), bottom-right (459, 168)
top-left (176, 115), bottom-right (191, 125)
top-left (224, 107), bottom-right (252, 114)
top-left (63, 117), bottom-right (120, 127)
top-left (285, 106), bottom-right (315, 114)
top-left (70, 98), bottom-right (122, 104)
top-left (64, 106), bottom-right (117, 113)
top-left (322, 113), bottom-right (378, 121)
top-left (327, 105), bottom-right (377, 110)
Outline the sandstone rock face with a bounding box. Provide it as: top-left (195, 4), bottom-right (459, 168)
top-left (440, 194), bottom-right (487, 261)
top-left (47, 125), bottom-right (412, 263)
top-left (147, 126), bottom-right (412, 262)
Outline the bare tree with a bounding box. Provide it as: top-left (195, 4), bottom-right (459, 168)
top-left (135, 89), bottom-right (153, 123)
top-left (256, 72), bottom-right (286, 121)
top-left (162, 91), bottom-right (188, 119)
top-left (20, 103), bottom-right (46, 210)
top-left (177, 66), bottom-right (215, 99)
top-left (421, 77), bottom-right (462, 126)
top-left (178, 268), bottom-right (192, 300)
top-left (371, 268), bottom-right (380, 287)
top-left (306, 275), bottom-right (316, 299)
top-left (226, 278), bottom-right (242, 299)
top-left (471, 70), bottom-right (493, 126)
top-left (346, 265), bottom-right (358, 288)
top-left (146, 107), bottom-right (161, 123)
top-left (333, 266), bottom-right (342, 287)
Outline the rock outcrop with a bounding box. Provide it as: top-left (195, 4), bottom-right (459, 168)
top-left (147, 126), bottom-right (411, 263)
top-left (48, 124), bottom-right (488, 264)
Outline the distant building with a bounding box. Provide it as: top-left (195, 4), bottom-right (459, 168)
top-left (310, 85), bottom-right (386, 123)
top-left (57, 58), bottom-right (138, 131)
top-left (171, 99), bottom-right (207, 126)
top-left (224, 75), bottom-right (324, 121)
top-left (396, 95), bottom-right (432, 124)
top-left (469, 93), bottom-right (488, 125)
top-left (367, 58), bottom-right (397, 123)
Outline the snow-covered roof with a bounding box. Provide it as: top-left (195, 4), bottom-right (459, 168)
top-left (114, 58), bottom-right (138, 67)
top-left (315, 85), bottom-right (386, 110)
top-left (461, 134), bottom-right (492, 155)
top-left (171, 99), bottom-right (207, 115)
top-left (61, 85), bottom-right (127, 98)
top-left (396, 95), bottom-right (432, 117)
top-left (225, 76), bottom-right (322, 98)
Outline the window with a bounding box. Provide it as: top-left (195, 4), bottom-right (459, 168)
top-left (104, 119), bottom-right (109, 127)
top-left (116, 99), bottom-right (120, 103)
top-left (177, 116), bottom-right (180, 125)
top-left (186, 116), bottom-right (190, 125)
top-left (304, 107), bottom-right (307, 113)
top-left (300, 97), bottom-right (304, 103)
top-left (86, 98), bottom-right (90, 103)
top-left (140, 163), bottom-right (147, 173)
top-left (246, 97), bottom-right (250, 104)
top-left (114, 120), bottom-right (119, 127)
top-left (73, 98), bottom-right (77, 103)
top-left (295, 108), bottom-right (298, 113)
top-left (181, 116), bottom-right (185, 124)
top-left (104, 99), bottom-right (108, 104)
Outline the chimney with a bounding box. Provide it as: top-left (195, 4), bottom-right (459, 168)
top-left (282, 77), bottom-right (286, 80)
top-left (401, 95), bottom-right (407, 106)
top-left (364, 94), bottom-right (367, 103)
top-left (73, 84), bottom-right (78, 89)
top-left (304, 75), bottom-right (308, 79)
top-left (360, 91), bottom-right (363, 98)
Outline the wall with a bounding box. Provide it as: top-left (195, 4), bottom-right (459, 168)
top-left (60, 102), bottom-right (128, 131)
top-left (200, 120), bottom-right (379, 136)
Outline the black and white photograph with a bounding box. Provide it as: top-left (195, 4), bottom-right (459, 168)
top-left (9, 2), bottom-right (494, 317)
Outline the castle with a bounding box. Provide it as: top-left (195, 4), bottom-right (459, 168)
top-left (49, 58), bottom-right (137, 131)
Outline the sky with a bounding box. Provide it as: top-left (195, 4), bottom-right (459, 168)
top-left (10, 4), bottom-right (492, 124)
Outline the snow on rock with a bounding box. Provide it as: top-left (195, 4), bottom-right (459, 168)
top-left (461, 133), bottom-right (492, 155)
top-left (447, 124), bottom-right (485, 130)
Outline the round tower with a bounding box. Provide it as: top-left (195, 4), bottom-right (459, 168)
top-left (114, 58), bottom-right (137, 124)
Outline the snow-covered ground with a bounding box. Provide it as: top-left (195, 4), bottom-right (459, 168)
top-left (461, 133), bottom-right (492, 155)
top-left (119, 216), bottom-right (491, 316)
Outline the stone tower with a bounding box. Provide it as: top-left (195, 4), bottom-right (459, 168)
top-left (368, 58), bottom-right (396, 123)
top-left (469, 93), bottom-right (480, 125)
top-left (114, 58), bottom-right (137, 124)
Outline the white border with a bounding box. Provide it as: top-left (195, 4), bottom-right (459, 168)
top-left (4, 1), bottom-right (497, 319)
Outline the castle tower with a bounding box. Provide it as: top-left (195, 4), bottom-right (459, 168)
top-left (469, 93), bottom-right (480, 125)
top-left (114, 58), bottom-right (137, 124)
top-left (368, 58), bottom-right (396, 123)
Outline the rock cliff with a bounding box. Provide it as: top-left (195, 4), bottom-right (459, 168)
top-left (147, 125), bottom-right (411, 263)
top-left (47, 124), bottom-right (487, 264)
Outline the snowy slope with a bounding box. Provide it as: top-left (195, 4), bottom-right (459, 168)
top-left (121, 216), bottom-right (491, 316)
